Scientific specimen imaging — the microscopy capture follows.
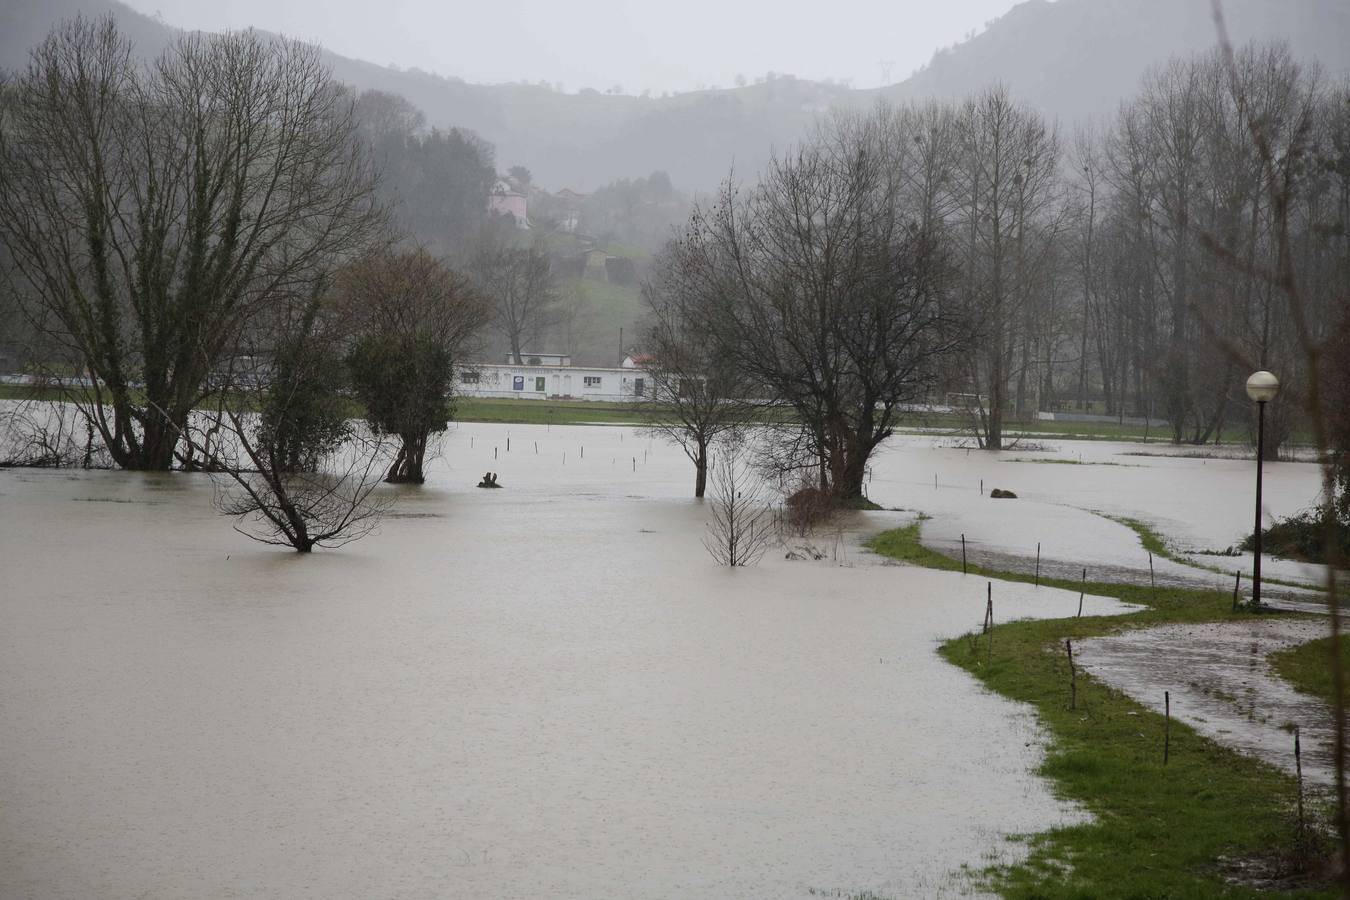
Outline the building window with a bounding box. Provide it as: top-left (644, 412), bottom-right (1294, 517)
top-left (528, 356), bottom-right (541, 366)
top-left (460, 371), bottom-right (480, 384)
top-left (534, 376), bottom-right (546, 392)
top-left (584, 376), bottom-right (602, 387)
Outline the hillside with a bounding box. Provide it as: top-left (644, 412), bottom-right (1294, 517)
top-left (886, 0), bottom-right (1350, 125)
top-left (2, 0), bottom-right (1347, 190)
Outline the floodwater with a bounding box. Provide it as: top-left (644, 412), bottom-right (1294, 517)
top-left (1076, 618), bottom-right (1336, 786)
top-left (863, 435), bottom-right (1334, 596)
top-left (1, 422), bottom-right (1142, 900)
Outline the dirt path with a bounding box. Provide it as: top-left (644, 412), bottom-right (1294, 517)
top-left (1076, 618), bottom-right (1336, 786)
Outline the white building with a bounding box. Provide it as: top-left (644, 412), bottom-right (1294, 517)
top-left (458, 359), bottom-right (650, 402)
top-left (505, 352), bottom-right (571, 366)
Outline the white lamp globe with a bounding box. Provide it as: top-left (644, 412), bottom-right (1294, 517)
top-left (1246, 370), bottom-right (1280, 403)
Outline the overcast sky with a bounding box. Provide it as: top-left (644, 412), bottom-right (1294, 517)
top-left (119, 0), bottom-right (1023, 93)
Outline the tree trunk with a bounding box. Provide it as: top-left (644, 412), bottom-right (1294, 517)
top-left (694, 440), bottom-right (708, 498)
top-left (386, 431), bottom-right (430, 484)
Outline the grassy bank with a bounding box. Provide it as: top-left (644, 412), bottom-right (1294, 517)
top-left (865, 522), bottom-right (1334, 897)
top-left (454, 397), bottom-right (644, 426)
top-left (1271, 635), bottom-right (1350, 706)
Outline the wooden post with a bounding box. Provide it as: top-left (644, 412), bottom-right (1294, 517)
top-left (581, 446), bottom-right (584, 459)
top-left (1078, 568), bottom-right (1086, 617)
top-left (632, 457), bottom-right (636, 472)
top-left (961, 534), bottom-right (968, 574)
top-left (507, 437), bottom-right (510, 452)
top-left (1164, 690), bottom-right (1171, 764)
top-left (1232, 570), bottom-right (1242, 612)
top-left (494, 446), bottom-right (498, 460)
top-left (980, 478), bottom-right (984, 496)
top-left (935, 473), bottom-right (938, 490)
top-left (1295, 725), bottom-right (1305, 832)
top-left (1035, 543), bottom-right (1042, 587)
top-left (534, 441), bottom-right (538, 454)
top-left (1149, 552), bottom-right (1156, 599)
top-left (1066, 638), bottom-right (1077, 710)
top-left (985, 582), bottom-right (994, 664)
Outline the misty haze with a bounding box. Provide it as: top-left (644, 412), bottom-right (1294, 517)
top-left (1, 0), bottom-right (1349, 897)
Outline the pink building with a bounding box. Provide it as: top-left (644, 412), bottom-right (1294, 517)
top-left (488, 179), bottom-right (529, 228)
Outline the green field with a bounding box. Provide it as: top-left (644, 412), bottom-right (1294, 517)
top-left (455, 396), bottom-right (644, 426)
top-left (0, 381), bottom-right (1318, 450)
top-left (1271, 635), bottom-right (1350, 707)
top-left (866, 522), bottom-right (1337, 897)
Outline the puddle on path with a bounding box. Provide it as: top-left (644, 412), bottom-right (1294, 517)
top-left (1076, 618), bottom-right (1336, 785)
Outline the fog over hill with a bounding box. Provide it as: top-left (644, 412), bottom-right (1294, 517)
top-left (2, 0), bottom-right (1348, 191)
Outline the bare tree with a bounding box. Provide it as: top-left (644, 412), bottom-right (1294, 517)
top-left (671, 108), bottom-right (963, 501)
top-left (1206, 4), bottom-right (1349, 884)
top-left (0, 398), bottom-right (108, 469)
top-left (639, 249), bottom-right (755, 497)
top-left (179, 326), bottom-right (393, 553)
top-left (467, 226), bottom-right (559, 364)
top-left (703, 439), bottom-right (774, 567)
top-left (0, 18), bottom-right (383, 470)
top-left (338, 248), bottom-right (492, 483)
top-left (950, 86), bottom-right (1066, 449)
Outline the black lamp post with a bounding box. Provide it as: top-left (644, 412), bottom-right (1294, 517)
top-left (1246, 370), bottom-right (1280, 608)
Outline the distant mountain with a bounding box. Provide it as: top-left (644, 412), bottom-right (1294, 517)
top-left (2, 0), bottom-right (1348, 191)
top-left (883, 0), bottom-right (1350, 126)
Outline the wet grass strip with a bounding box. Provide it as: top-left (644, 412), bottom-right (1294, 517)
top-left (1271, 636), bottom-right (1350, 707)
top-left (866, 522), bottom-right (1335, 898)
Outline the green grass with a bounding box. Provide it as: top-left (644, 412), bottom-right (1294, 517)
top-left (455, 396), bottom-right (646, 426)
top-left (864, 521), bottom-right (964, 571)
top-left (1109, 515), bottom-right (1172, 558)
top-left (1271, 636), bottom-right (1350, 706)
top-left (865, 522), bottom-right (1335, 897)
top-left (0, 383), bottom-right (68, 402)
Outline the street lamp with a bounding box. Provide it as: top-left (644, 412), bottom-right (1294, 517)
top-left (1246, 370), bottom-right (1280, 608)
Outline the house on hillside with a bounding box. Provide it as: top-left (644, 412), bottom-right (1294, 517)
top-left (488, 179), bottom-right (529, 229)
top-left (580, 247), bottom-right (610, 279)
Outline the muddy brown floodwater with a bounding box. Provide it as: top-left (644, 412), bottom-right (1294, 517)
top-left (1076, 618), bottom-right (1336, 785)
top-left (1, 423), bottom-right (1139, 900)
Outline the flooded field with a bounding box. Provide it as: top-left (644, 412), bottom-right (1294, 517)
top-left (1076, 618), bottom-right (1336, 786)
top-left (864, 435), bottom-right (1333, 594)
top-left (0, 421), bottom-right (1327, 898)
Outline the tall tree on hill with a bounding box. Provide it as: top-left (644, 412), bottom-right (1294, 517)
top-left (354, 89), bottom-right (495, 256)
top-left (0, 18), bottom-right (383, 470)
top-left (467, 225), bottom-right (559, 365)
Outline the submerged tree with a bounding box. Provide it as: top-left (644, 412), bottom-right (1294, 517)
top-left (950, 86), bottom-right (1066, 449)
top-left (0, 18), bottom-right (382, 470)
top-left (340, 249), bottom-right (491, 483)
top-left (180, 318), bottom-right (392, 553)
top-left (669, 109), bottom-right (962, 500)
top-left (702, 439), bottom-right (774, 567)
top-left (639, 250), bottom-right (754, 497)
